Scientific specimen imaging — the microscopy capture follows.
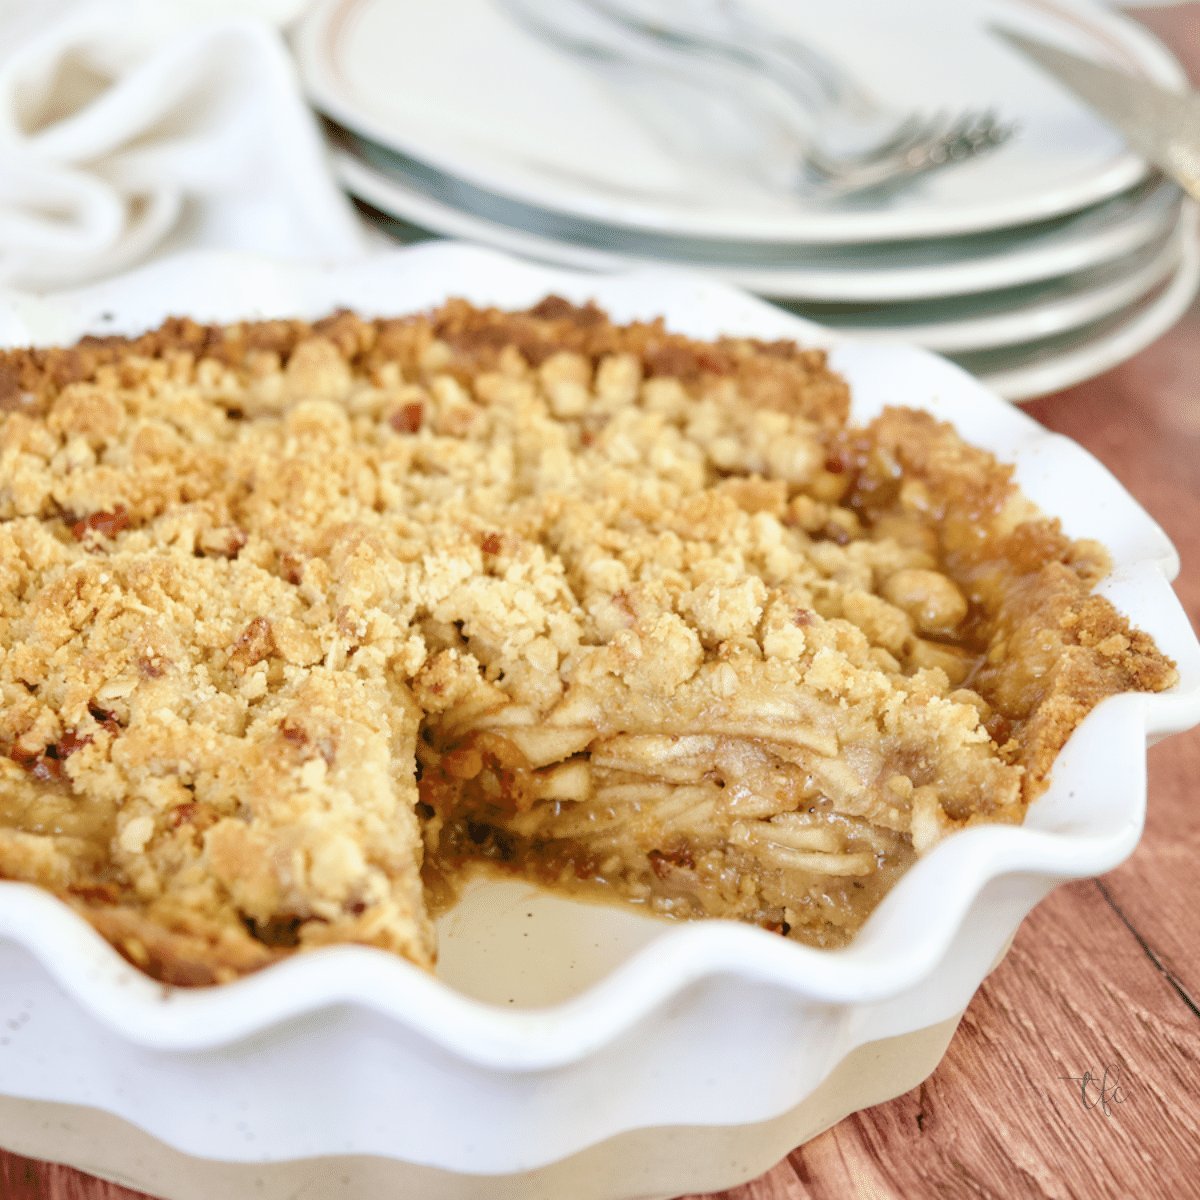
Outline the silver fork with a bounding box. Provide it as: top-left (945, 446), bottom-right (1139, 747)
top-left (577, 0), bottom-right (1017, 191)
top-left (503, 0), bottom-right (1015, 196)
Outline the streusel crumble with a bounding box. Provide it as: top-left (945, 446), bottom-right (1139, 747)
top-left (0, 299), bottom-right (1176, 983)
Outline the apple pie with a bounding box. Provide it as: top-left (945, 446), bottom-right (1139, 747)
top-left (0, 298), bottom-right (1176, 984)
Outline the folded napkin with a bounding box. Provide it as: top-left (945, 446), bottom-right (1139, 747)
top-left (0, 0), bottom-right (366, 290)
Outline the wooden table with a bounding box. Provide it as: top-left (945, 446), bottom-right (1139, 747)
top-left (4, 7), bottom-right (1198, 1198)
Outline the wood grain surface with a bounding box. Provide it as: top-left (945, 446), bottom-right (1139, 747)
top-left (3, 7), bottom-right (1198, 1198)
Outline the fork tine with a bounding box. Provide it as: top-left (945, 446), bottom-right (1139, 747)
top-left (809, 106), bottom-right (1014, 197)
top-left (967, 109), bottom-right (1017, 146)
top-left (851, 111), bottom-right (932, 161)
top-left (976, 112), bottom-right (1019, 148)
top-left (934, 110), bottom-right (998, 163)
top-left (803, 117), bottom-right (928, 177)
top-left (807, 109), bottom-right (956, 182)
top-left (964, 109), bottom-right (1001, 147)
top-left (942, 110), bottom-right (980, 150)
top-left (848, 108), bottom-right (960, 172)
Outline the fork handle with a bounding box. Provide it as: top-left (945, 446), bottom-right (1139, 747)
top-left (580, 0), bottom-right (833, 112)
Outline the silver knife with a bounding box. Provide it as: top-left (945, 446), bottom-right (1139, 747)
top-left (992, 26), bottom-right (1200, 201)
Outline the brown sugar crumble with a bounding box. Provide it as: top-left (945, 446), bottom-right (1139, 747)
top-left (0, 298), bottom-right (1176, 985)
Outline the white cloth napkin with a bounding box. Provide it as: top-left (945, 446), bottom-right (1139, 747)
top-left (0, 0), bottom-right (367, 291)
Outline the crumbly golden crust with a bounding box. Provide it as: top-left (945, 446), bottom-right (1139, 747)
top-left (0, 299), bottom-right (1176, 982)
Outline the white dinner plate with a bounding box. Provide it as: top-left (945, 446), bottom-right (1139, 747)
top-left (297, 0), bottom-right (1187, 244)
top-left (787, 222), bottom-right (1187, 353)
top-left (967, 216), bottom-right (1200, 399)
top-left (339, 144), bottom-right (1183, 302)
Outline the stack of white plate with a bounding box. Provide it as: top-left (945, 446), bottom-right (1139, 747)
top-left (294, 0), bottom-right (1199, 401)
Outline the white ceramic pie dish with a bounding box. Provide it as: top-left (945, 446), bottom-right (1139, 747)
top-left (0, 244), bottom-right (1197, 1200)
